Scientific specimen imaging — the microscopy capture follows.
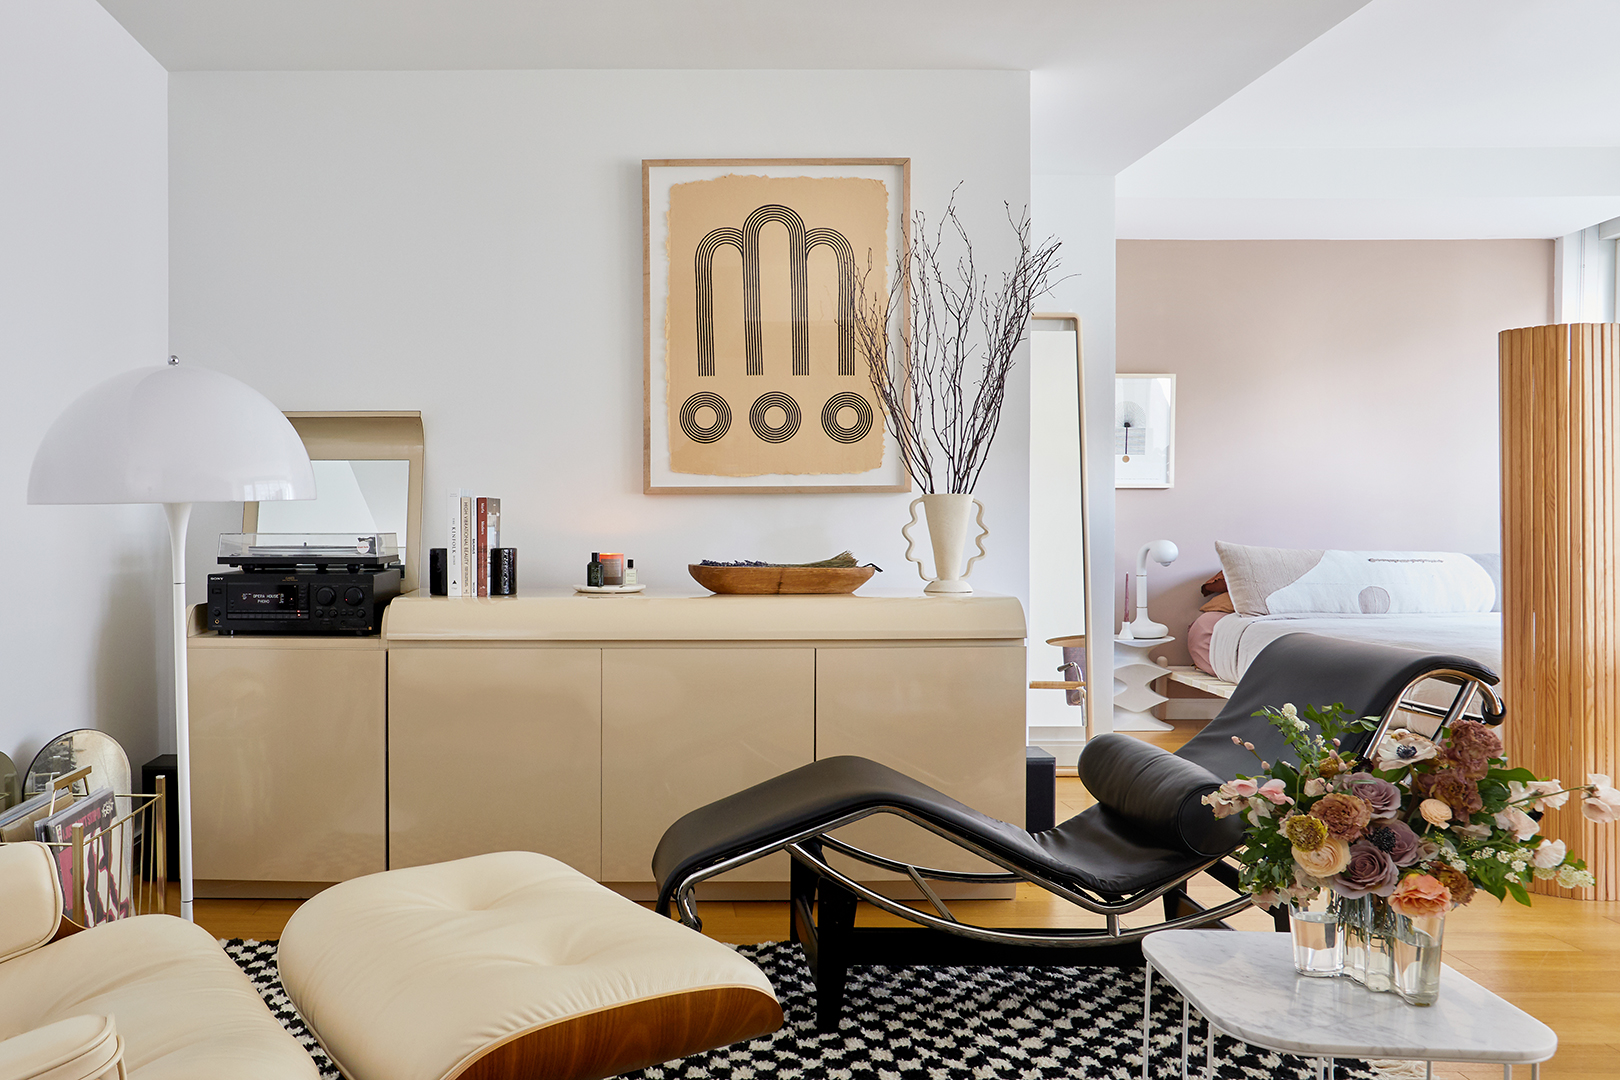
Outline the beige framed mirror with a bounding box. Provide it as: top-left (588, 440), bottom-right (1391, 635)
top-left (1027, 314), bottom-right (1095, 748)
top-left (242, 412), bottom-right (426, 592)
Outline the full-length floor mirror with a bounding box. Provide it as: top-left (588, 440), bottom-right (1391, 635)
top-left (1026, 314), bottom-right (1093, 764)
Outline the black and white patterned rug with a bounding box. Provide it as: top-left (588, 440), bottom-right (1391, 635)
top-left (223, 938), bottom-right (1377, 1079)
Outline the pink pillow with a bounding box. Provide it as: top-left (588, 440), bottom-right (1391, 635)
top-left (1187, 610), bottom-right (1225, 676)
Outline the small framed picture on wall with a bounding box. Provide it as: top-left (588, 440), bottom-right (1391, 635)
top-left (1114, 374), bottom-right (1175, 488)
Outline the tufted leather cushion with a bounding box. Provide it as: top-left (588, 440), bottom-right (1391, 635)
top-left (1077, 735), bottom-right (1243, 857)
top-left (0, 916), bottom-right (318, 1080)
top-left (278, 851), bottom-right (781, 1080)
top-left (0, 843), bottom-right (62, 964)
top-left (0, 1015), bottom-right (122, 1080)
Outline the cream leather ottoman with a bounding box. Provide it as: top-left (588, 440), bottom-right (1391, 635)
top-left (277, 852), bottom-right (782, 1080)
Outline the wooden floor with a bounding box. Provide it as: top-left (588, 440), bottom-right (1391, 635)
top-left (194, 722), bottom-right (1620, 1080)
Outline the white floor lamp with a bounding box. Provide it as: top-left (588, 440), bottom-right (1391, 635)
top-left (29, 357), bottom-right (314, 922)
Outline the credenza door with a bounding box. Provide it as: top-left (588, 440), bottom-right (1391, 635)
top-left (600, 647), bottom-right (814, 883)
top-left (388, 646), bottom-right (602, 876)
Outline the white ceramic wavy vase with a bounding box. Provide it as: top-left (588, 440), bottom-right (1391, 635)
top-left (902, 493), bottom-right (989, 594)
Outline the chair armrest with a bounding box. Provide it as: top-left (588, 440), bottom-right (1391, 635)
top-left (0, 1015), bottom-right (122, 1080)
top-left (0, 842), bottom-right (64, 964)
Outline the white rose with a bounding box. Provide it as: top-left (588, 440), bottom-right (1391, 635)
top-left (1532, 838), bottom-right (1566, 869)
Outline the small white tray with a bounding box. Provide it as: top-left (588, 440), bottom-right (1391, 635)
top-left (573, 584), bottom-right (646, 594)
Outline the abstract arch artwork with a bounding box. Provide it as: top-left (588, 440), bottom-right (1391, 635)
top-left (646, 159), bottom-right (910, 493)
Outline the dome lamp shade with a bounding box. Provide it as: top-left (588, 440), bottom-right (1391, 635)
top-left (28, 361), bottom-right (314, 505)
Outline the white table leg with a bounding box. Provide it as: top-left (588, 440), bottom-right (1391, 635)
top-left (1181, 999), bottom-right (1190, 1080)
top-left (1204, 1019), bottom-right (1214, 1080)
top-left (1327, 1059), bottom-right (1334, 1080)
top-left (1141, 964), bottom-right (1152, 1080)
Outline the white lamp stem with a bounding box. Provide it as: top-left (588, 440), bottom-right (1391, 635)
top-left (164, 502), bottom-right (195, 923)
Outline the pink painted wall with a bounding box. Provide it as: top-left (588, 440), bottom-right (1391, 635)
top-left (1115, 239), bottom-right (1552, 665)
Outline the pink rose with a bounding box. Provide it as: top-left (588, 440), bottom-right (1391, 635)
top-left (1294, 836), bottom-right (1352, 878)
top-left (1390, 873), bottom-right (1453, 918)
top-left (1584, 775), bottom-right (1620, 824)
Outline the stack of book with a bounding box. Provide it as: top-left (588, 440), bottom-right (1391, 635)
top-left (447, 490), bottom-right (501, 597)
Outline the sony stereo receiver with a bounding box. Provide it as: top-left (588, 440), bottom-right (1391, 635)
top-left (206, 533), bottom-right (402, 636)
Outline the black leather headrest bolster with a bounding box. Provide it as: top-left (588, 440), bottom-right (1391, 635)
top-left (1078, 734), bottom-right (1245, 857)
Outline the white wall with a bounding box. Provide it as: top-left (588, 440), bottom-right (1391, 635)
top-left (1029, 175), bottom-right (1117, 759)
top-left (0, 0), bottom-right (169, 774)
top-left (170, 70), bottom-right (1032, 612)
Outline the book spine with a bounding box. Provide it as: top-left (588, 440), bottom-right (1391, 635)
top-left (460, 495), bottom-right (474, 599)
top-left (487, 498), bottom-right (501, 591)
top-left (476, 498), bottom-right (489, 597)
top-left (447, 491), bottom-right (463, 597)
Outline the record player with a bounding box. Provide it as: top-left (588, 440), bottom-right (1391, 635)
top-left (207, 533), bottom-right (402, 636)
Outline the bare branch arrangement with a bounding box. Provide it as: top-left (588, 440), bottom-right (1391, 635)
top-left (854, 194), bottom-right (1061, 494)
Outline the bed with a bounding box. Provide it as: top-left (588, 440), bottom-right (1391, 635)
top-left (1174, 544), bottom-right (1504, 709)
top-left (1207, 611), bottom-right (1501, 684)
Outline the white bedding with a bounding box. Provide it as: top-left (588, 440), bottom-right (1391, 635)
top-left (1208, 612), bottom-right (1503, 685)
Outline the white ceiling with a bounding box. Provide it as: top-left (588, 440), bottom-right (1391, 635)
top-left (1118, 0), bottom-right (1620, 238)
top-left (94, 0), bottom-right (1620, 238)
top-left (92, 0), bottom-right (1367, 176)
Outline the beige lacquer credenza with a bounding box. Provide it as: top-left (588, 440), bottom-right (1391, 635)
top-left (187, 590), bottom-right (1026, 900)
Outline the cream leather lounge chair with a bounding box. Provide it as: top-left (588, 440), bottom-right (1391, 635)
top-left (0, 841), bottom-right (317, 1080)
top-left (2, 842), bottom-right (782, 1080)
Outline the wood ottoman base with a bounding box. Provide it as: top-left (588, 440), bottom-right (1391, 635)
top-left (277, 852), bottom-right (782, 1080)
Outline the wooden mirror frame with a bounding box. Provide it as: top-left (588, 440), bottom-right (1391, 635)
top-left (242, 412), bottom-right (426, 593)
top-left (1030, 313), bottom-right (1094, 738)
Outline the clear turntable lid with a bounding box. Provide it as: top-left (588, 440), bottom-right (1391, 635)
top-left (218, 533), bottom-right (400, 566)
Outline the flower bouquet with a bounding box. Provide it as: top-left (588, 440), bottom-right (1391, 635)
top-left (1203, 702), bottom-right (1620, 1004)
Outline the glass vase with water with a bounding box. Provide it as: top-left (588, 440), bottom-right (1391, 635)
top-left (1287, 892), bottom-right (1342, 977)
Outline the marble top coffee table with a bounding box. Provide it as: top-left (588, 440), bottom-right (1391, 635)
top-left (1140, 930), bottom-right (1557, 1080)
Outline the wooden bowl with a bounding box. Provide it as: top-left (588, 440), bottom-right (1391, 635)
top-left (688, 564), bottom-right (876, 595)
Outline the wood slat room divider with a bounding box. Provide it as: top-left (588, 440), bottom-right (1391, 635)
top-left (1501, 323), bottom-right (1620, 899)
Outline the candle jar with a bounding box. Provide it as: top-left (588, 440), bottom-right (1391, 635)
top-left (600, 553), bottom-right (625, 587)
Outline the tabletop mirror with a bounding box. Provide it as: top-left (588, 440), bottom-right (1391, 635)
top-left (243, 412), bottom-right (426, 593)
top-left (24, 729), bottom-right (132, 798)
top-left (0, 751), bottom-right (16, 812)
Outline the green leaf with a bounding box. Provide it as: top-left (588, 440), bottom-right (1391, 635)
top-left (1488, 766), bottom-right (1538, 784)
top-left (1505, 880), bottom-right (1532, 907)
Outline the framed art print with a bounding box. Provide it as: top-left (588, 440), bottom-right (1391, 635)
top-left (644, 158), bottom-right (911, 493)
top-left (1114, 373), bottom-right (1175, 488)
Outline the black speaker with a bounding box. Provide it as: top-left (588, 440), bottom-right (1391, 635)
top-left (140, 755), bottom-right (180, 882)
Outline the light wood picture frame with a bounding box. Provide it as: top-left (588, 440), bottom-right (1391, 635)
top-left (643, 158), bottom-right (911, 494)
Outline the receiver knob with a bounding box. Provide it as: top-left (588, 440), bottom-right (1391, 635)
top-left (344, 587), bottom-right (364, 606)
top-left (315, 586), bottom-right (337, 606)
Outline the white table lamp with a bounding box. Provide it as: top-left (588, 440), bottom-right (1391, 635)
top-left (1126, 538), bottom-right (1179, 640)
top-left (29, 357), bottom-right (314, 922)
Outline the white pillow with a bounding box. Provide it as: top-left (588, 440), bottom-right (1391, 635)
top-left (1216, 542), bottom-right (1495, 616)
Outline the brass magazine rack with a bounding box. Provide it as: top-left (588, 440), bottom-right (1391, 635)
top-left (3, 764), bottom-right (170, 927)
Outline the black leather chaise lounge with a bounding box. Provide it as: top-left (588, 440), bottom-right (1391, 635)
top-left (653, 633), bottom-right (1503, 1030)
